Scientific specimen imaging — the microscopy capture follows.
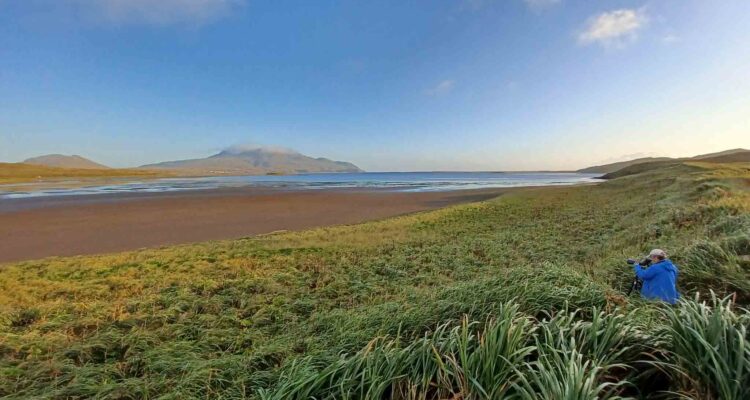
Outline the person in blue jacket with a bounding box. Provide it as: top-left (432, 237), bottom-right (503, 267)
top-left (635, 249), bottom-right (680, 304)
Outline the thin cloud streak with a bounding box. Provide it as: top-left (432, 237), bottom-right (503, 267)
top-left (524, 0), bottom-right (561, 11)
top-left (661, 34), bottom-right (680, 44)
top-left (425, 80), bottom-right (456, 96)
top-left (462, 0), bottom-right (561, 12)
top-left (71, 0), bottom-right (245, 26)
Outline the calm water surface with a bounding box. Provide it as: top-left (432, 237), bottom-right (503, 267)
top-left (0, 172), bottom-right (602, 199)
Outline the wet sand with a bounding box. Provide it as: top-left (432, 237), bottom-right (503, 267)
top-left (0, 187), bottom-right (512, 263)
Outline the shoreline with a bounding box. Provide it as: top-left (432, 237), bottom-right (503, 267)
top-left (0, 169), bottom-right (587, 187)
top-left (0, 186), bottom-right (520, 264)
top-left (0, 171), bottom-right (602, 202)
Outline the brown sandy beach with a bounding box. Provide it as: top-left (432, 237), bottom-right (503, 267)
top-left (0, 187), bottom-right (511, 263)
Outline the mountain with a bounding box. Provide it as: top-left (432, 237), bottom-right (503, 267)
top-left (140, 147), bottom-right (363, 175)
top-left (578, 148), bottom-right (750, 174)
top-left (23, 154), bottom-right (110, 170)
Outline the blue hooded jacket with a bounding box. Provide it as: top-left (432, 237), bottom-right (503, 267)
top-left (635, 259), bottom-right (680, 304)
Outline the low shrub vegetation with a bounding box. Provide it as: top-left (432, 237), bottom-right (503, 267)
top-left (1, 162), bottom-right (749, 398)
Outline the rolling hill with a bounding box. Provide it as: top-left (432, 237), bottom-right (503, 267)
top-left (0, 163), bottom-right (165, 184)
top-left (140, 147), bottom-right (363, 174)
top-left (579, 148), bottom-right (750, 174)
top-left (577, 157), bottom-right (674, 174)
top-left (23, 154), bottom-right (110, 169)
top-left (693, 148), bottom-right (750, 163)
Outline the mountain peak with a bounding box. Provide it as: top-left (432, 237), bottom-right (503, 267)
top-left (141, 146), bottom-right (362, 175)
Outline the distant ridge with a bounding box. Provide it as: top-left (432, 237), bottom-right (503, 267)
top-left (691, 148), bottom-right (750, 163)
top-left (578, 148), bottom-right (750, 174)
top-left (23, 154), bottom-right (110, 170)
top-left (577, 157), bottom-right (673, 174)
top-left (0, 162), bottom-right (164, 184)
top-left (141, 147), bottom-right (363, 175)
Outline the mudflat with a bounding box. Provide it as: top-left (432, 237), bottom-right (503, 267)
top-left (0, 187), bottom-right (511, 263)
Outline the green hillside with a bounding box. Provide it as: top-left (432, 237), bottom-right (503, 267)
top-left (600, 160), bottom-right (679, 179)
top-left (0, 162), bottom-right (167, 184)
top-left (698, 150), bottom-right (750, 163)
top-left (578, 148), bottom-right (750, 174)
top-left (1, 162), bottom-right (749, 399)
top-left (577, 157), bottom-right (674, 174)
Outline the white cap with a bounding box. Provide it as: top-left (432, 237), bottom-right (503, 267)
top-left (649, 249), bottom-right (667, 258)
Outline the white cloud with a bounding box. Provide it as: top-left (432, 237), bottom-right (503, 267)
top-left (73, 0), bottom-right (245, 26)
top-left (425, 80), bottom-right (456, 96)
top-left (524, 0), bottom-right (561, 10)
top-left (578, 8), bottom-right (648, 47)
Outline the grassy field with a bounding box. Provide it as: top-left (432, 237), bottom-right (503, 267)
top-left (1, 162), bottom-right (749, 399)
top-left (0, 163), bottom-right (168, 184)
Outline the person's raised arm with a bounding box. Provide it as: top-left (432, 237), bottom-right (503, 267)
top-left (635, 264), bottom-right (660, 280)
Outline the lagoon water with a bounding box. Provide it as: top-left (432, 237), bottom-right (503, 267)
top-left (0, 172), bottom-right (602, 199)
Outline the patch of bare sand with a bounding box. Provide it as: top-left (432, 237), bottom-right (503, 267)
top-left (0, 187), bottom-right (512, 263)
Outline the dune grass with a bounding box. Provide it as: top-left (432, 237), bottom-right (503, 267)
top-left (1, 162), bottom-right (749, 398)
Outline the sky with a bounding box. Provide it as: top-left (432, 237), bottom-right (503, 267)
top-left (1, 0), bottom-right (749, 171)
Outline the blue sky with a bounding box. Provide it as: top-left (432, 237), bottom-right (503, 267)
top-left (1, 0), bottom-right (749, 171)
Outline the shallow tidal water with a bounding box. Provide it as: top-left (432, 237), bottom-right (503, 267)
top-left (0, 172), bottom-right (602, 199)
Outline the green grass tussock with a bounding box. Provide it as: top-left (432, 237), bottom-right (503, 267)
top-left (263, 298), bottom-right (749, 400)
top-left (1, 162), bottom-right (749, 398)
top-left (261, 302), bottom-right (535, 400)
top-left (658, 292), bottom-right (750, 399)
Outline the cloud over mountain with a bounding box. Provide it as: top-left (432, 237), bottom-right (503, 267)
top-left (222, 144), bottom-right (299, 156)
